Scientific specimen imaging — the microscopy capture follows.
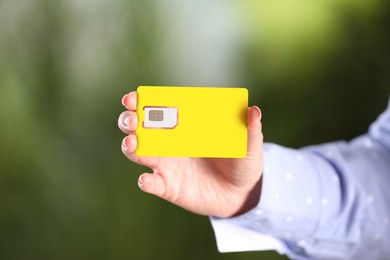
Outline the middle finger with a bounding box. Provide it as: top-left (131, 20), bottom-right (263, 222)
top-left (118, 110), bottom-right (138, 134)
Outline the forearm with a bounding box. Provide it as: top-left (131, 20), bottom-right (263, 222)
top-left (211, 137), bottom-right (390, 259)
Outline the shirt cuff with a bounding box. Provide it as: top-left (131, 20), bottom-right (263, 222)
top-left (208, 143), bottom-right (324, 255)
top-left (209, 215), bottom-right (285, 253)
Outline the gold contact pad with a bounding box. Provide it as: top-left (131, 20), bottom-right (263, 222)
top-left (149, 110), bottom-right (164, 121)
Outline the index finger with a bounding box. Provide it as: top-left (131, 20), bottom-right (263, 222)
top-left (122, 91), bottom-right (137, 111)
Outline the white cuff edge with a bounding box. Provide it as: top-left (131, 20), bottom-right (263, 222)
top-left (209, 216), bottom-right (286, 254)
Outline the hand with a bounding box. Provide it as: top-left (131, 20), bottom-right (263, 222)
top-left (118, 91), bottom-right (264, 218)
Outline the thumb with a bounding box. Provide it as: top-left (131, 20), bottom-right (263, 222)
top-left (247, 106), bottom-right (263, 158)
top-left (138, 173), bottom-right (166, 198)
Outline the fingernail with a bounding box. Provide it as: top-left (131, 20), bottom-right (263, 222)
top-left (124, 116), bottom-right (130, 127)
top-left (122, 94), bottom-right (128, 107)
top-left (122, 137), bottom-right (128, 151)
top-left (119, 112), bottom-right (132, 130)
top-left (129, 135), bottom-right (137, 152)
top-left (138, 175), bottom-right (143, 188)
top-left (252, 106), bottom-right (261, 121)
top-left (130, 114), bottom-right (138, 130)
top-left (122, 114), bottom-right (131, 130)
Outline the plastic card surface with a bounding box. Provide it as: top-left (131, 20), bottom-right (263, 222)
top-left (136, 86), bottom-right (248, 158)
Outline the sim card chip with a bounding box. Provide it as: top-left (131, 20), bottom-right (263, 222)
top-left (149, 110), bottom-right (164, 121)
top-left (143, 107), bottom-right (178, 129)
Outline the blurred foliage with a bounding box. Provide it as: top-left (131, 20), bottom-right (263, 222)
top-left (0, 0), bottom-right (388, 259)
top-left (241, 0), bottom-right (390, 146)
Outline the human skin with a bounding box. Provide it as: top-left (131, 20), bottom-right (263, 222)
top-left (118, 91), bottom-right (264, 218)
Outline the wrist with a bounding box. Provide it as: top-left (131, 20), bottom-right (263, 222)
top-left (228, 175), bottom-right (263, 218)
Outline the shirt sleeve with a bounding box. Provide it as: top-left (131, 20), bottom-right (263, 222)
top-left (210, 98), bottom-right (390, 260)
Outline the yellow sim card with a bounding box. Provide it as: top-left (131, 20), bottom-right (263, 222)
top-left (136, 86), bottom-right (248, 158)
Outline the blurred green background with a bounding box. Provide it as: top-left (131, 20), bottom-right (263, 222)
top-left (0, 0), bottom-right (389, 259)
